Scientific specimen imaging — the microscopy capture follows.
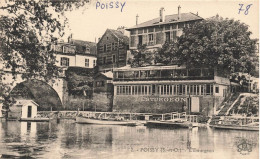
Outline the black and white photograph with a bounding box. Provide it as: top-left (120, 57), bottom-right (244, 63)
top-left (0, 0), bottom-right (259, 158)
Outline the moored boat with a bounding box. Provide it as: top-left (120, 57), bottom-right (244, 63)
top-left (19, 117), bottom-right (51, 122)
top-left (76, 116), bottom-right (138, 126)
top-left (211, 116), bottom-right (259, 131)
top-left (146, 120), bottom-right (194, 128)
top-left (212, 124), bottom-right (259, 131)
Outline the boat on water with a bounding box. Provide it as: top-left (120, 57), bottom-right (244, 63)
top-left (212, 124), bottom-right (259, 131)
top-left (146, 119), bottom-right (194, 128)
top-left (211, 116), bottom-right (259, 131)
top-left (76, 116), bottom-right (138, 126)
top-left (146, 112), bottom-right (198, 129)
top-left (19, 117), bottom-right (52, 122)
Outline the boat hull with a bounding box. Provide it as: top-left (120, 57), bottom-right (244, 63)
top-left (146, 121), bottom-right (193, 128)
top-left (19, 118), bottom-right (50, 122)
top-left (212, 124), bottom-right (259, 131)
top-left (76, 117), bottom-right (137, 126)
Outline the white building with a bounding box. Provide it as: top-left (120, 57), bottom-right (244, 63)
top-left (8, 100), bottom-right (38, 119)
top-left (52, 39), bottom-right (97, 69)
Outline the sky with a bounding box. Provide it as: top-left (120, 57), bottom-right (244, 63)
top-left (64, 0), bottom-right (259, 42)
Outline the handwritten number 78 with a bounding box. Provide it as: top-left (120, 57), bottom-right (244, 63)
top-left (239, 4), bottom-right (253, 15)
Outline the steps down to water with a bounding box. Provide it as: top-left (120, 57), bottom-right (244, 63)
top-left (217, 93), bottom-right (240, 116)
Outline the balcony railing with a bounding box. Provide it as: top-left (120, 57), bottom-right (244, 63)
top-left (113, 76), bottom-right (214, 81)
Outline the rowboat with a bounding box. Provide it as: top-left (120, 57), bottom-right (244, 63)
top-left (76, 116), bottom-right (138, 126)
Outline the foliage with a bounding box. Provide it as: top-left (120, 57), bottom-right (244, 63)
top-left (128, 44), bottom-right (155, 67)
top-left (156, 15), bottom-right (257, 75)
top-left (155, 41), bottom-right (179, 65)
top-left (65, 67), bottom-right (94, 97)
top-left (0, 0), bottom-right (90, 80)
top-left (0, 0), bottom-right (90, 115)
top-left (230, 96), bottom-right (259, 116)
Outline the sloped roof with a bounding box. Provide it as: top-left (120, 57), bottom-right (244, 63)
top-left (71, 39), bottom-right (97, 55)
top-left (94, 71), bottom-right (113, 80)
top-left (108, 29), bottom-right (129, 44)
top-left (127, 12), bottom-right (203, 30)
top-left (16, 100), bottom-right (39, 106)
top-left (102, 71), bottom-right (113, 79)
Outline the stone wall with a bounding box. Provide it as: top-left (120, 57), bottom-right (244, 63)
top-left (113, 95), bottom-right (187, 114)
top-left (113, 95), bottom-right (225, 116)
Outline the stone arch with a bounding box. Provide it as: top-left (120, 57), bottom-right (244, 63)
top-left (10, 79), bottom-right (63, 111)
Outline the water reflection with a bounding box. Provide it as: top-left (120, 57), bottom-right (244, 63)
top-left (0, 120), bottom-right (258, 159)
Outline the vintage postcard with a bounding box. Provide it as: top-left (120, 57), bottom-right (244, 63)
top-left (0, 0), bottom-right (259, 159)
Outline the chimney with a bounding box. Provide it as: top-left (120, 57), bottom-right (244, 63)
top-left (117, 26), bottom-right (125, 34)
top-left (197, 11), bottom-right (198, 16)
top-left (178, 5), bottom-right (181, 20)
top-left (136, 14), bottom-right (139, 25)
top-left (68, 34), bottom-right (73, 43)
top-left (159, 7), bottom-right (165, 22)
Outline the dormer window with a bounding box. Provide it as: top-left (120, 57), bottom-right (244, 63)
top-left (82, 46), bottom-right (86, 52)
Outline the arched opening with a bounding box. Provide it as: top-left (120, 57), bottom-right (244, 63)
top-left (10, 79), bottom-right (62, 111)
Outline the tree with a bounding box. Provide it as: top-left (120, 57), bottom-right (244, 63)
top-left (0, 0), bottom-right (90, 79)
top-left (128, 44), bottom-right (155, 67)
top-left (0, 0), bottom-right (89, 116)
top-left (155, 41), bottom-right (179, 65)
top-left (156, 15), bottom-right (257, 76)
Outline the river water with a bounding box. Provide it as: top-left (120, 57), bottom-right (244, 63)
top-left (0, 119), bottom-right (258, 159)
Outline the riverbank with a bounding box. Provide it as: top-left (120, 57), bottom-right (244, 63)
top-left (37, 111), bottom-right (209, 127)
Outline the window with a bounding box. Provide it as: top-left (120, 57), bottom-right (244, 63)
top-left (112, 43), bottom-right (115, 50)
top-left (148, 27), bottom-right (154, 33)
top-left (152, 84), bottom-right (156, 95)
top-left (93, 59), bottom-right (96, 67)
top-left (148, 34), bottom-right (154, 44)
top-left (117, 85), bottom-right (150, 95)
top-left (103, 57), bottom-right (106, 64)
top-left (138, 35), bottom-right (143, 45)
top-left (215, 86), bottom-right (219, 93)
top-left (165, 32), bottom-right (170, 42)
top-left (172, 24), bottom-right (177, 29)
top-left (60, 57), bottom-right (69, 66)
top-left (165, 25), bottom-right (170, 30)
top-left (104, 44), bottom-right (107, 52)
top-left (138, 29), bottom-right (143, 34)
top-left (85, 59), bottom-right (89, 67)
top-left (206, 84), bottom-right (213, 95)
top-left (96, 81), bottom-right (104, 87)
top-left (112, 55), bottom-right (116, 63)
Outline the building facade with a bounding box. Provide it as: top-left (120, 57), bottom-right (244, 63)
top-left (97, 28), bottom-right (129, 72)
top-left (52, 39), bottom-right (97, 69)
top-left (8, 100), bottom-right (38, 119)
top-left (93, 71), bottom-right (114, 111)
top-left (112, 65), bottom-right (231, 115)
top-left (126, 6), bottom-right (203, 49)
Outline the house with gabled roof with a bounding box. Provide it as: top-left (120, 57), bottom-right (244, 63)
top-left (97, 27), bottom-right (130, 72)
top-left (126, 6), bottom-right (203, 49)
top-left (93, 71), bottom-right (114, 111)
top-left (52, 38), bottom-right (97, 69)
